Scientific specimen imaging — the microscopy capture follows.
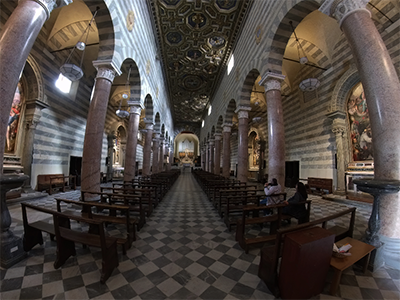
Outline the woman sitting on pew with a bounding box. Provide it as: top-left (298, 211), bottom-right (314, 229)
top-left (282, 182), bottom-right (308, 223)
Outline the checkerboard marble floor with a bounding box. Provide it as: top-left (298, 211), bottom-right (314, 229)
top-left (1, 171), bottom-right (399, 299)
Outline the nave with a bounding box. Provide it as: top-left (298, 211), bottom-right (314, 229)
top-left (1, 171), bottom-right (399, 300)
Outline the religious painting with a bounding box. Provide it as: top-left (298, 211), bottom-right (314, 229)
top-left (5, 82), bottom-right (23, 154)
top-left (347, 83), bottom-right (373, 161)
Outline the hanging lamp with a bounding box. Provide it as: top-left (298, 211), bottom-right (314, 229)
top-left (116, 65), bottom-right (131, 118)
top-left (289, 21), bottom-right (320, 92)
top-left (60, 7), bottom-right (99, 81)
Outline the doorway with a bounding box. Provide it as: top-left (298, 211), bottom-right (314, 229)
top-left (285, 161), bottom-right (299, 188)
top-left (69, 156), bottom-right (82, 186)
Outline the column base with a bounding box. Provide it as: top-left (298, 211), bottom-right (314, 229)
top-left (1, 230), bottom-right (27, 268)
top-left (374, 234), bottom-right (400, 271)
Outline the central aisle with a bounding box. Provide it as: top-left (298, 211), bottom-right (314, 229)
top-left (128, 170), bottom-right (269, 299)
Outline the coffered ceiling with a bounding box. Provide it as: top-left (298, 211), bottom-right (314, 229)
top-left (147, 0), bottom-right (252, 127)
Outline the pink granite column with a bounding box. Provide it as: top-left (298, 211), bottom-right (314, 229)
top-left (222, 124), bottom-right (232, 177)
top-left (321, 0), bottom-right (400, 270)
top-left (236, 106), bottom-right (251, 183)
top-left (142, 121), bottom-right (153, 176)
top-left (81, 62), bottom-right (120, 194)
top-left (0, 0), bottom-right (71, 174)
top-left (169, 148), bottom-right (174, 170)
top-left (201, 147), bottom-right (205, 170)
top-left (152, 133), bottom-right (160, 174)
top-left (123, 103), bottom-right (143, 182)
top-left (209, 139), bottom-right (214, 174)
top-left (214, 134), bottom-right (222, 175)
top-left (260, 73), bottom-right (286, 190)
top-left (159, 137), bottom-right (164, 172)
top-left (205, 142), bottom-right (209, 172)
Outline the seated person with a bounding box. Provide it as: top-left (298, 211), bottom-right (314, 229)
top-left (282, 182), bottom-right (308, 223)
top-left (260, 178), bottom-right (282, 215)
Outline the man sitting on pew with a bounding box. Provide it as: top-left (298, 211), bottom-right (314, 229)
top-left (260, 178), bottom-right (283, 216)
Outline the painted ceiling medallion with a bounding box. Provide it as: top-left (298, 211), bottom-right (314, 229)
top-left (255, 25), bottom-right (262, 44)
top-left (216, 0), bottom-right (237, 11)
top-left (209, 36), bottom-right (225, 48)
top-left (166, 32), bottom-right (183, 45)
top-left (126, 10), bottom-right (135, 31)
top-left (187, 49), bottom-right (202, 60)
top-left (183, 75), bottom-right (203, 90)
top-left (188, 13), bottom-right (206, 29)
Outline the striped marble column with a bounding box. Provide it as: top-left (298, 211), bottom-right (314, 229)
top-left (321, 0), bottom-right (400, 271)
top-left (123, 103), bottom-right (143, 182)
top-left (236, 106), bottom-right (251, 183)
top-left (222, 124), bottom-right (232, 178)
top-left (81, 61), bottom-right (120, 196)
top-left (142, 121), bottom-right (153, 176)
top-left (259, 72), bottom-right (285, 190)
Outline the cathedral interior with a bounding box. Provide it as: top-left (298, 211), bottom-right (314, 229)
top-left (1, 0), bottom-right (400, 299)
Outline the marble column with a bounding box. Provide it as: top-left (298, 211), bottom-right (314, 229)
top-left (0, 0), bottom-right (71, 269)
top-left (0, 0), bottom-right (71, 174)
top-left (152, 133), bottom-right (160, 174)
top-left (81, 61), bottom-right (120, 195)
top-left (165, 143), bottom-right (170, 171)
top-left (205, 142), bottom-right (209, 172)
top-left (321, 0), bottom-right (400, 270)
top-left (200, 147), bottom-right (205, 170)
top-left (222, 124), bottom-right (232, 178)
top-left (260, 73), bottom-right (285, 189)
top-left (123, 103), bottom-right (143, 182)
top-left (169, 148), bottom-right (173, 171)
top-left (214, 134), bottom-right (222, 175)
top-left (236, 106), bottom-right (251, 183)
top-left (159, 137), bottom-right (164, 172)
top-left (142, 121), bottom-right (153, 176)
top-left (21, 99), bottom-right (48, 191)
top-left (209, 139), bottom-right (215, 174)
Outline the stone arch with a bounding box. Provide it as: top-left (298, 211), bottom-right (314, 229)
top-left (144, 94), bottom-right (154, 122)
top-left (216, 115), bottom-right (224, 134)
top-left (238, 69), bottom-right (260, 107)
top-left (264, 0), bottom-right (321, 74)
top-left (328, 64), bottom-right (360, 114)
top-left (161, 124), bottom-right (165, 136)
top-left (154, 112), bottom-right (161, 133)
top-left (85, 1), bottom-right (117, 63)
top-left (224, 99), bottom-right (237, 123)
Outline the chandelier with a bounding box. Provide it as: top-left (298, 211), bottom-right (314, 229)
top-left (290, 21), bottom-right (320, 92)
top-left (116, 65), bottom-right (131, 118)
top-left (60, 7), bottom-right (99, 81)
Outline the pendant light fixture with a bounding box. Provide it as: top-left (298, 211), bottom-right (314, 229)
top-left (59, 7), bottom-right (99, 81)
top-left (116, 65), bottom-right (131, 118)
top-left (289, 21), bottom-right (320, 92)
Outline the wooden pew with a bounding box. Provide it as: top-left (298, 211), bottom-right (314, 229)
top-left (55, 197), bottom-right (136, 254)
top-left (306, 177), bottom-right (333, 195)
top-left (258, 207), bottom-right (357, 297)
top-left (235, 203), bottom-right (288, 253)
top-left (21, 202), bottom-right (119, 284)
top-left (81, 190), bottom-right (146, 231)
top-left (37, 174), bottom-right (76, 195)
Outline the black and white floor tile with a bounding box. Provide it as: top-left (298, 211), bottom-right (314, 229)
top-left (1, 171), bottom-right (399, 299)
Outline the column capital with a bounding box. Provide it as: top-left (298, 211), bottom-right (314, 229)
top-left (153, 133), bottom-right (160, 140)
top-left (33, 0), bottom-right (72, 19)
top-left (259, 72), bottom-right (285, 91)
top-left (128, 100), bottom-right (144, 110)
top-left (319, 0), bottom-right (370, 27)
top-left (209, 138), bottom-right (215, 145)
top-left (235, 105), bottom-right (251, 119)
top-left (332, 126), bottom-right (345, 135)
top-left (93, 59), bottom-right (121, 82)
top-left (128, 102), bottom-right (143, 115)
top-left (223, 123), bottom-right (232, 132)
top-left (214, 133), bottom-right (222, 141)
